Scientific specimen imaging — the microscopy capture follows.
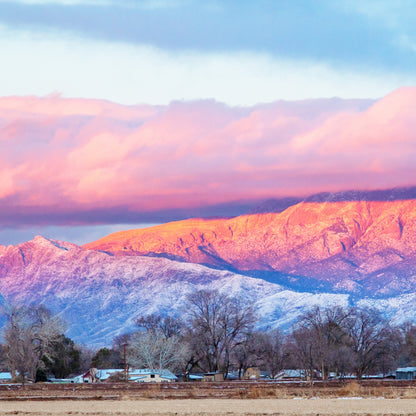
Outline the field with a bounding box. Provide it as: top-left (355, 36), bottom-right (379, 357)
top-left (1, 381), bottom-right (416, 415)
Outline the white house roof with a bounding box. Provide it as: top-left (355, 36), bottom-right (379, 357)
top-left (72, 368), bottom-right (177, 382)
top-left (71, 375), bottom-right (84, 383)
top-left (0, 372), bottom-right (12, 380)
top-left (129, 369), bottom-right (177, 380)
top-left (189, 374), bottom-right (204, 380)
top-left (275, 369), bottom-right (305, 379)
top-left (396, 367), bottom-right (416, 372)
top-left (96, 369), bottom-right (124, 380)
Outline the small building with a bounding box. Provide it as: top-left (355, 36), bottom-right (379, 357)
top-left (176, 373), bottom-right (204, 382)
top-left (0, 372), bottom-right (12, 383)
top-left (130, 369), bottom-right (177, 383)
top-left (243, 367), bottom-right (261, 380)
top-left (275, 369), bottom-right (304, 380)
top-left (72, 369), bottom-right (125, 383)
top-left (396, 367), bottom-right (416, 380)
top-left (72, 368), bottom-right (177, 383)
top-left (188, 374), bottom-right (204, 382)
top-left (47, 377), bottom-right (74, 384)
top-left (202, 372), bottom-right (224, 382)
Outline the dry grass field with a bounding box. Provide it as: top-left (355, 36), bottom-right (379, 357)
top-left (2, 398), bottom-right (416, 416)
top-left (1, 381), bottom-right (416, 415)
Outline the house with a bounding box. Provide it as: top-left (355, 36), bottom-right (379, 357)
top-left (72, 368), bottom-right (177, 383)
top-left (188, 374), bottom-right (204, 382)
top-left (202, 372), bottom-right (224, 382)
top-left (0, 372), bottom-right (12, 382)
top-left (72, 369), bottom-right (125, 383)
top-left (71, 374), bottom-right (85, 383)
top-left (47, 377), bottom-right (74, 383)
top-left (129, 369), bottom-right (177, 383)
top-left (273, 369), bottom-right (327, 381)
top-left (274, 369), bottom-right (307, 380)
top-left (243, 367), bottom-right (261, 380)
top-left (175, 373), bottom-right (204, 382)
top-left (396, 367), bottom-right (416, 380)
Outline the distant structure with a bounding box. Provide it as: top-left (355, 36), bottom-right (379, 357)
top-left (0, 372), bottom-right (12, 383)
top-left (396, 367), bottom-right (416, 380)
top-left (71, 368), bottom-right (177, 383)
top-left (243, 367), bottom-right (261, 380)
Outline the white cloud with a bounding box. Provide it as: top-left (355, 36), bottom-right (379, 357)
top-left (130, 0), bottom-right (191, 10)
top-left (333, 0), bottom-right (406, 26)
top-left (0, 0), bottom-right (189, 7)
top-left (0, 0), bottom-right (111, 5)
top-left (0, 25), bottom-right (414, 106)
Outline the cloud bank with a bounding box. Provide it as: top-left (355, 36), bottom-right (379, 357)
top-left (0, 21), bottom-right (413, 106)
top-left (0, 87), bottom-right (416, 227)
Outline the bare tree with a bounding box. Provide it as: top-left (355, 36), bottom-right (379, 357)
top-left (231, 331), bottom-right (259, 379)
top-left (256, 329), bottom-right (287, 379)
top-left (2, 304), bottom-right (64, 382)
top-left (290, 306), bottom-right (352, 381)
top-left (287, 326), bottom-right (316, 382)
top-left (30, 306), bottom-right (64, 375)
top-left (135, 314), bottom-right (183, 338)
top-left (0, 344), bottom-right (7, 372)
top-left (77, 345), bottom-right (97, 373)
top-left (288, 305), bottom-right (402, 380)
top-left (127, 329), bottom-right (188, 372)
top-left (3, 306), bottom-right (34, 381)
top-left (186, 289), bottom-right (256, 377)
top-left (399, 322), bottom-right (416, 367)
top-left (374, 325), bottom-right (401, 377)
top-left (179, 324), bottom-right (208, 381)
top-left (345, 307), bottom-right (395, 378)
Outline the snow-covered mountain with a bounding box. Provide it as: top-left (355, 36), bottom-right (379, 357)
top-left (0, 233), bottom-right (415, 346)
top-left (84, 197), bottom-right (416, 297)
top-left (2, 193), bottom-right (416, 345)
top-left (0, 236), bottom-right (348, 345)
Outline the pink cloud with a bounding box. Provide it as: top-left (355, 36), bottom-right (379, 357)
top-left (0, 89), bottom-right (415, 226)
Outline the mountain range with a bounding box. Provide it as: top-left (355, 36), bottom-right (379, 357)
top-left (1, 188), bottom-right (416, 345)
top-left (84, 191), bottom-right (416, 297)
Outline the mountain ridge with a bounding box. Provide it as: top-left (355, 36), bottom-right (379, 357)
top-left (2, 234), bottom-right (416, 346)
top-left (83, 197), bottom-right (416, 296)
top-left (2, 188), bottom-right (416, 345)
top-left (0, 235), bottom-right (354, 345)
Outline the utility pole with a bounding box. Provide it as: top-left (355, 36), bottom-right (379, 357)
top-left (123, 343), bottom-right (128, 382)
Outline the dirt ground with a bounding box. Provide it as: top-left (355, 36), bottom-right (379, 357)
top-left (2, 381), bottom-right (416, 415)
top-left (1, 398), bottom-right (416, 416)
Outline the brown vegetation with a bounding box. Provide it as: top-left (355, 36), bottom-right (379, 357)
top-left (1, 380), bottom-right (416, 401)
top-left (3, 398), bottom-right (416, 416)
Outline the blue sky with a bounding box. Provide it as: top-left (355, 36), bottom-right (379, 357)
top-left (1, 0), bottom-right (416, 246)
top-left (0, 0), bottom-right (414, 65)
top-left (0, 0), bottom-right (415, 105)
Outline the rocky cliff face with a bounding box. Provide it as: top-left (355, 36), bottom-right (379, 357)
top-left (84, 199), bottom-right (416, 295)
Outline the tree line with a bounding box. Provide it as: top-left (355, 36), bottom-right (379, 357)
top-left (1, 289), bottom-right (416, 382)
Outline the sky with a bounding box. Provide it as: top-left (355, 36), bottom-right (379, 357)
top-left (1, 0), bottom-right (416, 245)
